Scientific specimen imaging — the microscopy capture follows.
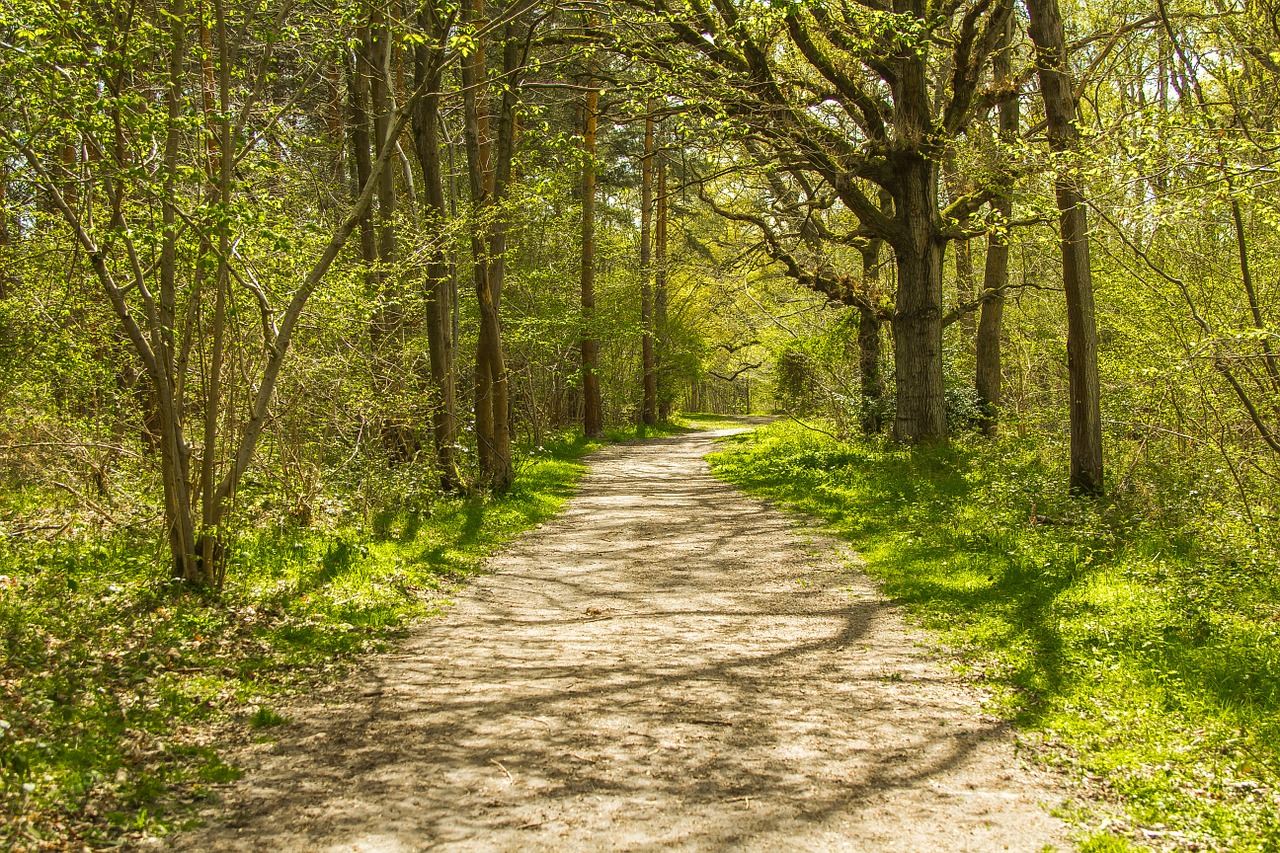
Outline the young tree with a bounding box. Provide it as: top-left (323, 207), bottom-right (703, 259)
top-left (640, 108), bottom-right (657, 426)
top-left (975, 15), bottom-right (1019, 437)
top-left (411, 0), bottom-right (463, 491)
top-left (580, 46), bottom-right (604, 439)
top-left (0, 1), bottom-right (447, 583)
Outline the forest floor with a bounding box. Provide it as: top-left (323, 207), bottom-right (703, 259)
top-left (165, 424), bottom-right (1073, 852)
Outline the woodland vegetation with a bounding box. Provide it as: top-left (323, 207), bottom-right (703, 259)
top-left (1, 0), bottom-right (1279, 848)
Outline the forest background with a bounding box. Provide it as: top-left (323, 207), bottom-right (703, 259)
top-left (1, 0), bottom-right (1279, 848)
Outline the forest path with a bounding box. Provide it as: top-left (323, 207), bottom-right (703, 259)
top-left (170, 427), bottom-right (1071, 852)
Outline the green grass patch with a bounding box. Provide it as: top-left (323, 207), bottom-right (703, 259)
top-left (0, 425), bottom-right (641, 849)
top-left (708, 421), bottom-right (1280, 851)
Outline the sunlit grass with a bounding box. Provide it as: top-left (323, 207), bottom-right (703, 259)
top-left (708, 420), bottom-right (1280, 851)
top-left (0, 423), bottom-right (648, 849)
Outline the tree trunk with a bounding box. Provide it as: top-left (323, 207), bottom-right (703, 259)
top-left (0, 166), bottom-right (11, 299)
top-left (411, 10), bottom-right (460, 491)
top-left (858, 240), bottom-right (885, 434)
top-left (655, 152), bottom-right (670, 421)
top-left (955, 238), bottom-right (975, 337)
top-left (460, 0), bottom-right (495, 480)
top-left (1027, 0), bottom-right (1104, 495)
top-left (580, 53), bottom-right (603, 438)
top-left (890, 155), bottom-right (947, 443)
top-left (640, 110), bottom-right (657, 426)
top-left (348, 26), bottom-right (379, 286)
top-left (197, 0), bottom-right (232, 588)
top-left (369, 6), bottom-right (413, 458)
top-left (976, 15), bottom-right (1018, 437)
top-left (157, 0), bottom-right (199, 583)
top-left (975, 213), bottom-right (1007, 436)
top-left (460, 5), bottom-right (516, 493)
top-left (482, 20), bottom-right (520, 493)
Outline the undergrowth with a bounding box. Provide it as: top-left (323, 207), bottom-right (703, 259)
top-left (0, 416), bottom-right (723, 850)
top-left (708, 421), bottom-right (1280, 852)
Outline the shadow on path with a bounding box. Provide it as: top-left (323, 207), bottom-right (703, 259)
top-left (170, 430), bottom-right (1070, 853)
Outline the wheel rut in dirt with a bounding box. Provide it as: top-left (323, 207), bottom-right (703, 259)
top-left (170, 428), bottom-right (1071, 852)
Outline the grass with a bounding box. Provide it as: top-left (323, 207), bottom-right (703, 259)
top-left (708, 420), bottom-right (1280, 852)
top-left (0, 417), bottom-right (735, 850)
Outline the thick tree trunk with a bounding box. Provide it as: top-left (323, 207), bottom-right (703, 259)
top-left (580, 57), bottom-right (603, 439)
top-left (890, 156), bottom-right (947, 443)
top-left (640, 111), bottom-right (657, 426)
top-left (1027, 0), bottom-right (1104, 495)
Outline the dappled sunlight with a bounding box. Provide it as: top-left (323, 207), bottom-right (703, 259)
top-left (172, 430), bottom-right (1067, 852)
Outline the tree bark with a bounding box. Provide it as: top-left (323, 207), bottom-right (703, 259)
top-left (1027, 0), bottom-right (1104, 495)
top-left (890, 154), bottom-right (947, 443)
top-left (975, 211), bottom-right (1008, 437)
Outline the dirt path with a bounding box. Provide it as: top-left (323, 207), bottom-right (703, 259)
top-left (170, 429), bottom-right (1072, 852)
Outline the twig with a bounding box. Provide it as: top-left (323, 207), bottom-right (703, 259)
top-left (491, 759), bottom-right (514, 784)
top-left (784, 414), bottom-right (842, 442)
top-left (0, 441), bottom-right (145, 460)
top-left (52, 481), bottom-right (118, 525)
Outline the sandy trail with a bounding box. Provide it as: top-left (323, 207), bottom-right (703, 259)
top-left (170, 428), bottom-right (1071, 852)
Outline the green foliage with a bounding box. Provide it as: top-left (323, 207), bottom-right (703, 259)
top-left (0, 433), bottom-right (596, 849)
top-left (710, 421), bottom-right (1280, 851)
top-left (775, 347), bottom-right (819, 416)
